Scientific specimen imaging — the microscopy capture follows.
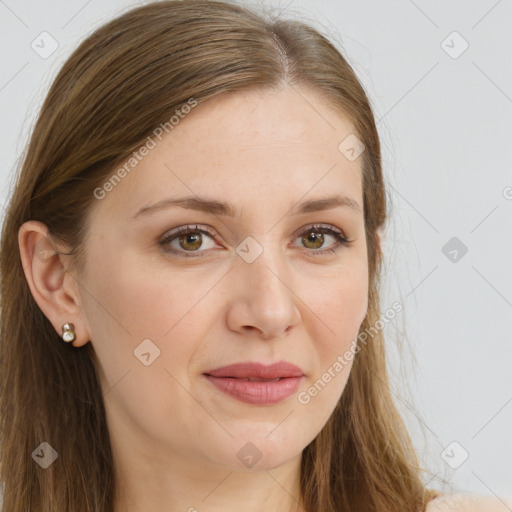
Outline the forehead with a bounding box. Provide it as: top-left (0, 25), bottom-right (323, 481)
top-left (91, 85), bottom-right (364, 220)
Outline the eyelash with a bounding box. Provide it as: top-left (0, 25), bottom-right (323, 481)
top-left (158, 223), bottom-right (352, 258)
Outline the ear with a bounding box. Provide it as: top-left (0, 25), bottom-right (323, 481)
top-left (18, 220), bottom-right (90, 347)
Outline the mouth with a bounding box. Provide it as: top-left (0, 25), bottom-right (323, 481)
top-left (204, 361), bottom-right (304, 379)
top-left (219, 377), bottom-right (282, 382)
top-left (203, 361), bottom-right (304, 405)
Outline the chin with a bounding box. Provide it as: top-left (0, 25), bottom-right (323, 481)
top-left (232, 432), bottom-right (305, 471)
top-left (194, 429), bottom-right (302, 472)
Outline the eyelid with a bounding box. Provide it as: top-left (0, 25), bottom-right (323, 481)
top-left (159, 224), bottom-right (221, 253)
top-left (158, 222), bottom-right (352, 257)
top-left (291, 222), bottom-right (348, 241)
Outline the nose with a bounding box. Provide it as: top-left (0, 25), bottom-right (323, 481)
top-left (225, 247), bottom-right (301, 340)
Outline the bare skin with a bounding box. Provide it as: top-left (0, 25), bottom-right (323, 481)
top-left (19, 84), bottom-right (369, 511)
top-left (427, 493), bottom-right (512, 512)
top-left (20, 84), bottom-right (506, 511)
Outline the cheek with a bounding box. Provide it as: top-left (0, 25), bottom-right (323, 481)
top-left (80, 256), bottom-right (219, 438)
top-left (304, 260), bottom-right (369, 351)
top-left (83, 245), bottom-right (208, 337)
top-left (295, 257), bottom-right (367, 413)
top-left (294, 270), bottom-right (367, 426)
top-left (81, 250), bottom-right (224, 382)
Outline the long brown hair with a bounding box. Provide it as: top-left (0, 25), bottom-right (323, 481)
top-left (0, 1), bottom-right (441, 510)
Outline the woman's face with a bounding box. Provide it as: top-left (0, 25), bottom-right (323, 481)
top-left (79, 85), bottom-right (369, 473)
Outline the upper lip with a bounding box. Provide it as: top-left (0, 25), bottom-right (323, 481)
top-left (204, 361), bottom-right (304, 379)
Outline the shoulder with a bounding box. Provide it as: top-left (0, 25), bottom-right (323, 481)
top-left (426, 493), bottom-right (512, 512)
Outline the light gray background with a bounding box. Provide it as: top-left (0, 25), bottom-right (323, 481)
top-left (1, 0), bottom-right (511, 501)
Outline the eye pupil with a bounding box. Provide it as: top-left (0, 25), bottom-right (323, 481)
top-left (179, 233), bottom-right (202, 251)
top-left (164, 225), bottom-right (342, 257)
top-left (302, 231), bottom-right (324, 249)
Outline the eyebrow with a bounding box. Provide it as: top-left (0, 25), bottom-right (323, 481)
top-left (133, 194), bottom-right (363, 219)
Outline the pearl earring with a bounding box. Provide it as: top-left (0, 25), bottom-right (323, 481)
top-left (61, 323), bottom-right (76, 343)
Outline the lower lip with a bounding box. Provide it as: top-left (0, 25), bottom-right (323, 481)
top-left (203, 375), bottom-right (303, 405)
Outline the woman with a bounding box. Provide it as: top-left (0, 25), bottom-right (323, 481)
top-left (0, 1), bottom-right (506, 511)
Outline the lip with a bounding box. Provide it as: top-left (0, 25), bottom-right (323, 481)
top-left (203, 361), bottom-right (304, 405)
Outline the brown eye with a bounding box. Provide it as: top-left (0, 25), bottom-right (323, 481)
top-left (160, 225), bottom-right (218, 256)
top-left (293, 224), bottom-right (351, 256)
top-left (160, 223), bottom-right (351, 259)
top-left (301, 231), bottom-right (324, 250)
top-left (178, 232), bottom-right (203, 251)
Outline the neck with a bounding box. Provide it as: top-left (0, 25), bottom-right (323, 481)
top-left (112, 448), bottom-right (305, 512)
